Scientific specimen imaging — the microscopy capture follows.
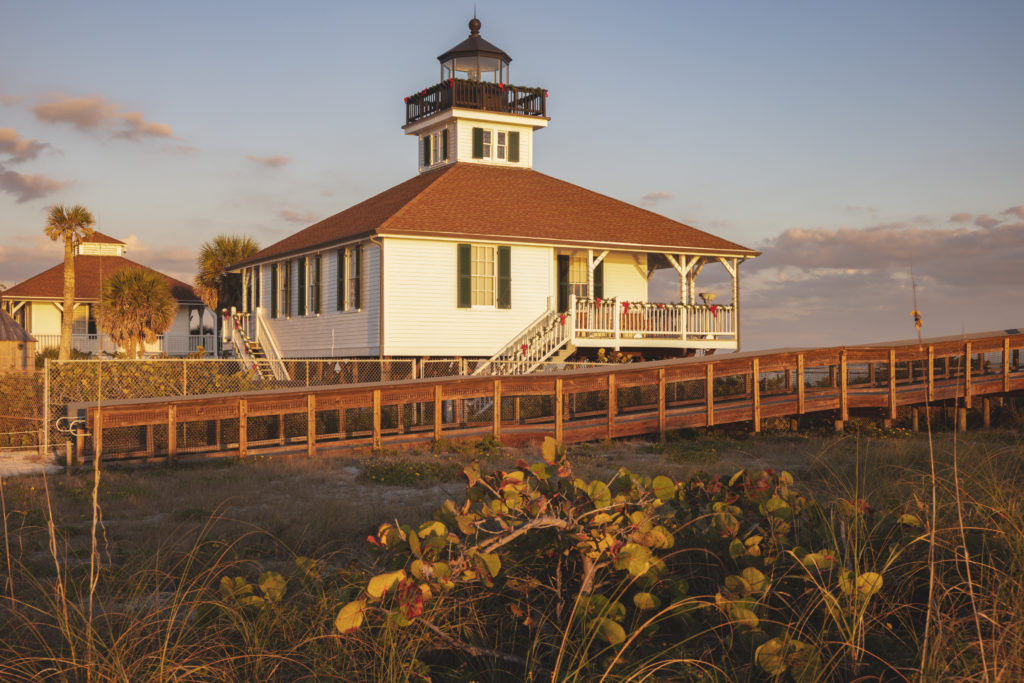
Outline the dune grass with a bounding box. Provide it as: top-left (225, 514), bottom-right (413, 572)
top-left (0, 421), bottom-right (1022, 681)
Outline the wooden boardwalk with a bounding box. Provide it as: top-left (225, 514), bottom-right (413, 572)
top-left (74, 328), bottom-right (1023, 464)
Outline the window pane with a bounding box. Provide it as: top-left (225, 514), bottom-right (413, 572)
top-left (471, 245), bottom-right (495, 306)
top-left (482, 130), bottom-right (491, 157)
top-left (497, 132), bottom-right (506, 160)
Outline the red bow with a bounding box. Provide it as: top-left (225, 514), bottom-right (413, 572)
top-left (521, 343), bottom-right (529, 355)
top-left (403, 96), bottom-right (409, 103)
top-left (448, 78), bottom-right (453, 87)
top-left (595, 297), bottom-right (602, 307)
top-left (657, 303), bottom-right (664, 309)
top-left (499, 82), bottom-right (506, 92)
top-left (622, 301), bottom-right (630, 311)
top-left (710, 304), bottom-right (718, 318)
top-left (559, 313), bottom-right (566, 326)
top-left (421, 89), bottom-right (427, 96)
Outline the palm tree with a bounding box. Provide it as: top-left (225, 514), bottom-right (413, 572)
top-left (44, 204), bottom-right (96, 360)
top-left (193, 235), bottom-right (260, 312)
top-left (97, 267), bottom-right (177, 359)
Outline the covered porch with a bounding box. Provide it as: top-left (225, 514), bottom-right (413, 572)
top-left (556, 249), bottom-right (746, 351)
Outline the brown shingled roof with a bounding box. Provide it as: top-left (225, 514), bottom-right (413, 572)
top-left (235, 164), bottom-right (757, 268)
top-left (1, 255), bottom-right (200, 303)
top-left (82, 231), bottom-right (126, 245)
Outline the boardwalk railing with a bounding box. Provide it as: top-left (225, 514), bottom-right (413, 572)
top-left (570, 296), bottom-right (737, 348)
top-left (70, 329), bottom-right (1024, 464)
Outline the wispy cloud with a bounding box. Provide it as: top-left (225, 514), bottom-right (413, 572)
top-left (1002, 205), bottom-right (1024, 220)
top-left (162, 144), bottom-right (199, 155)
top-left (30, 93), bottom-right (177, 141)
top-left (247, 154), bottom-right (291, 168)
top-left (0, 128), bottom-right (49, 163)
top-left (974, 214), bottom-right (1000, 229)
top-left (280, 209), bottom-right (319, 224)
top-left (0, 163), bottom-right (67, 203)
top-left (949, 212), bottom-right (972, 223)
top-left (0, 94), bottom-right (20, 106)
top-left (0, 234), bottom-right (63, 287)
top-left (642, 191), bottom-right (673, 202)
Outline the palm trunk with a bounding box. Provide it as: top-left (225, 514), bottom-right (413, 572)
top-left (58, 240), bottom-right (75, 361)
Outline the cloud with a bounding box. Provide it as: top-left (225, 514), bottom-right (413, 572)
top-left (0, 163), bottom-right (67, 202)
top-left (642, 191), bottom-right (673, 201)
top-left (30, 93), bottom-right (177, 141)
top-left (0, 234), bottom-right (63, 287)
top-left (949, 212), bottom-right (972, 223)
top-left (974, 214), bottom-right (1000, 229)
top-left (247, 154), bottom-right (291, 168)
top-left (0, 94), bottom-right (20, 106)
top-left (1002, 205), bottom-right (1024, 220)
top-left (0, 128), bottom-right (49, 162)
top-left (280, 209), bottom-right (320, 224)
top-left (119, 234), bottom-right (198, 283)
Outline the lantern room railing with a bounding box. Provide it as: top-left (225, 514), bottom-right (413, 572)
top-left (406, 79), bottom-right (547, 124)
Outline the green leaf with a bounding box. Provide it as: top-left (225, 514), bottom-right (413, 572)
top-left (725, 574), bottom-right (751, 596)
top-left (633, 592), bottom-right (661, 610)
top-left (741, 567), bottom-right (768, 594)
top-left (367, 570), bottom-right (406, 600)
top-left (728, 603), bottom-right (759, 628)
top-left (897, 513), bottom-right (923, 527)
top-left (587, 480), bottom-right (612, 508)
top-left (258, 571), bottom-right (286, 603)
top-left (530, 462), bottom-right (551, 480)
top-left (613, 543), bottom-right (652, 577)
top-left (755, 638), bottom-right (787, 675)
top-left (589, 617), bottom-right (627, 645)
top-left (541, 436), bottom-right (560, 465)
top-left (856, 571), bottom-right (883, 598)
top-left (335, 600), bottom-right (366, 633)
top-left (475, 551), bottom-right (501, 578)
top-left (728, 470), bottom-right (746, 487)
top-left (462, 463), bottom-right (481, 488)
top-left (295, 556), bottom-right (320, 580)
top-left (762, 495), bottom-right (792, 520)
top-left (418, 520), bottom-right (447, 538)
top-left (651, 475), bottom-right (676, 500)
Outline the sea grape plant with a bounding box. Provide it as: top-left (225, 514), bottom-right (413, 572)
top-left (330, 436), bottom-right (920, 679)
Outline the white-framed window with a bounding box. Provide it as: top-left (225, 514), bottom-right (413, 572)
top-left (347, 244), bottom-right (362, 310)
top-left (307, 254), bottom-right (321, 315)
top-left (278, 261), bottom-right (291, 318)
top-left (496, 131), bottom-right (506, 160)
top-left (481, 130), bottom-right (492, 158)
top-left (471, 244), bottom-right (495, 306)
top-left (569, 254), bottom-right (589, 298)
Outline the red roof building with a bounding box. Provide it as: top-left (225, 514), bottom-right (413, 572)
top-left (228, 18), bottom-right (758, 373)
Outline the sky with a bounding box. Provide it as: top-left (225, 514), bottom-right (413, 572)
top-left (1, 0), bottom-right (1022, 350)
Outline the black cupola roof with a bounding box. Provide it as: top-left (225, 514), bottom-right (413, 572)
top-left (437, 16), bottom-right (512, 64)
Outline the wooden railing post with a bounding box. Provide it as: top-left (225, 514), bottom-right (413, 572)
top-left (927, 346), bottom-right (935, 402)
top-left (433, 384), bottom-right (443, 441)
top-left (705, 363), bottom-right (714, 428)
top-left (964, 341), bottom-right (973, 409)
top-left (658, 368), bottom-right (667, 442)
top-left (888, 349), bottom-right (897, 421)
top-left (555, 378), bottom-right (564, 444)
top-left (239, 399), bottom-right (248, 457)
top-left (751, 359), bottom-right (760, 433)
top-left (95, 408), bottom-right (103, 462)
top-left (1003, 337), bottom-right (1011, 394)
top-left (372, 389), bottom-right (382, 449)
top-left (607, 373), bottom-right (616, 440)
top-left (493, 379), bottom-right (502, 441)
top-left (167, 404), bottom-right (177, 464)
top-left (797, 355), bottom-right (805, 414)
top-left (839, 350), bottom-right (848, 422)
top-left (307, 394), bottom-right (316, 457)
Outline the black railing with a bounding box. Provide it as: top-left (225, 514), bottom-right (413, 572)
top-left (405, 79), bottom-right (547, 124)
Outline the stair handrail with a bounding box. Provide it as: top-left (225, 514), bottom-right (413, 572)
top-left (474, 304), bottom-right (573, 376)
top-left (254, 307), bottom-right (289, 381)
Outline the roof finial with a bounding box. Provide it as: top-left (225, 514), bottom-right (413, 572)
top-left (469, 11), bottom-right (481, 36)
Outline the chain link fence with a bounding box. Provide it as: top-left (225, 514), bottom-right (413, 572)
top-left (0, 372), bottom-right (45, 456)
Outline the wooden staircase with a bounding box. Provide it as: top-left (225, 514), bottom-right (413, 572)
top-left (473, 308), bottom-right (574, 376)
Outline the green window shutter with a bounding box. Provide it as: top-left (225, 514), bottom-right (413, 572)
top-left (442, 129), bottom-right (449, 160)
top-left (593, 260), bottom-right (604, 299)
top-left (508, 131), bottom-right (520, 163)
top-left (352, 244), bottom-right (362, 309)
top-left (557, 254), bottom-right (570, 313)
top-left (472, 127), bottom-right (483, 159)
top-left (312, 255), bottom-right (321, 314)
top-left (457, 243), bottom-right (472, 308)
top-left (336, 248), bottom-right (345, 311)
top-left (297, 258), bottom-right (306, 316)
top-left (270, 265), bottom-right (278, 318)
top-left (423, 136), bottom-right (431, 167)
top-left (497, 245), bottom-right (511, 309)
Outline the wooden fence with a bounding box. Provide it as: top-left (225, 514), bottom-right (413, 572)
top-left (71, 329), bottom-right (1024, 464)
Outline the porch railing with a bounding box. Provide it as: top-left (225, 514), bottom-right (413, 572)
top-left (570, 296), bottom-right (736, 347)
top-left (406, 79), bottom-right (547, 124)
top-left (33, 333), bottom-right (216, 356)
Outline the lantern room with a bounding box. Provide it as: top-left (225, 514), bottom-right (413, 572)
top-left (438, 17), bottom-right (511, 84)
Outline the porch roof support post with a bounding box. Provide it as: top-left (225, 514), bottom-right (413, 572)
top-left (587, 250), bottom-right (594, 299)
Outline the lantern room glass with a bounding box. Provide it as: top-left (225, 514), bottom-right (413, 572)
top-left (441, 56), bottom-right (509, 83)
